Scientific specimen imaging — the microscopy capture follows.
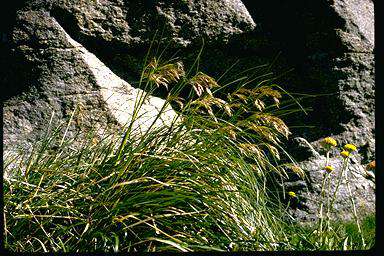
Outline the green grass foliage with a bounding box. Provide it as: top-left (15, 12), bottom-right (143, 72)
top-left (3, 42), bottom-right (374, 252)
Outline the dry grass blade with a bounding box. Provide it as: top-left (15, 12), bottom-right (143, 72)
top-left (105, 176), bottom-right (174, 192)
top-left (146, 238), bottom-right (191, 252)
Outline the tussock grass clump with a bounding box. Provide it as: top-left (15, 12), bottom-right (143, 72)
top-left (4, 40), bottom-right (375, 251)
top-left (4, 43), bottom-right (301, 252)
top-left (4, 42), bottom-right (374, 251)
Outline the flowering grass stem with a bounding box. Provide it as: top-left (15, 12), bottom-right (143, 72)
top-left (345, 163), bottom-right (366, 248)
top-left (329, 158), bottom-right (348, 212)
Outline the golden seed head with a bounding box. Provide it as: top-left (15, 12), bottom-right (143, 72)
top-left (340, 151), bottom-right (350, 159)
top-left (254, 86), bottom-right (282, 106)
top-left (366, 160), bottom-right (375, 171)
top-left (343, 144), bottom-right (357, 152)
top-left (220, 125), bottom-right (237, 140)
top-left (189, 72), bottom-right (218, 97)
top-left (249, 113), bottom-right (291, 139)
top-left (254, 99), bottom-right (266, 111)
top-left (284, 163), bottom-right (306, 179)
top-left (266, 144), bottom-right (280, 160)
top-left (144, 58), bottom-right (185, 89)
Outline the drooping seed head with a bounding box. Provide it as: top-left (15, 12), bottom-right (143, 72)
top-left (366, 160), bottom-right (375, 171)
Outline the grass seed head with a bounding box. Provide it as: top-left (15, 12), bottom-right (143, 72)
top-left (238, 143), bottom-right (263, 159)
top-left (266, 144), bottom-right (280, 160)
top-left (366, 160), bottom-right (375, 171)
top-left (253, 86), bottom-right (282, 106)
top-left (284, 163), bottom-right (306, 179)
top-left (191, 95), bottom-right (232, 120)
top-left (254, 99), bottom-right (266, 111)
top-left (144, 58), bottom-right (185, 89)
top-left (250, 113), bottom-right (291, 139)
top-left (189, 72), bottom-right (219, 97)
top-left (220, 125), bottom-right (237, 140)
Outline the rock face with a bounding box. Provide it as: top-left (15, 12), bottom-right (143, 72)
top-left (53, 0), bottom-right (255, 47)
top-left (2, 5), bottom-right (180, 156)
top-left (241, 0), bottom-right (375, 225)
top-left (283, 137), bottom-right (375, 225)
top-left (2, 0), bottom-right (256, 153)
top-left (2, 0), bottom-right (374, 225)
top-left (242, 0), bottom-right (375, 158)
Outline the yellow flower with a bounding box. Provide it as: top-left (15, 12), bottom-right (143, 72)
top-left (340, 151), bottom-right (350, 159)
top-left (288, 191), bottom-right (296, 198)
top-left (324, 166), bottom-right (334, 173)
top-left (320, 137), bottom-right (337, 149)
top-left (343, 144), bottom-right (357, 152)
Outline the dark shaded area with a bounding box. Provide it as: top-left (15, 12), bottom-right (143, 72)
top-left (240, 0), bottom-right (354, 142)
top-left (0, 46), bottom-right (40, 102)
top-left (0, 0), bottom-right (27, 34)
top-left (0, 0), bottom-right (32, 102)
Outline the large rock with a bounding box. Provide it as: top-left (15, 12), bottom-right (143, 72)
top-left (283, 137), bottom-right (375, 225)
top-left (2, 8), bottom-right (177, 158)
top-left (241, 0), bottom-right (375, 160)
top-left (2, 0), bottom-right (374, 225)
top-left (50, 0), bottom-right (255, 47)
top-left (2, 0), bottom-right (256, 155)
top-left (240, 0), bottom-right (375, 224)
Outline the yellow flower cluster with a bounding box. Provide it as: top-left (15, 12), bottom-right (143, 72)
top-left (340, 151), bottom-right (350, 159)
top-left (288, 191), bottom-right (296, 198)
top-left (324, 166), bottom-right (334, 173)
top-left (343, 144), bottom-right (357, 152)
top-left (320, 137), bottom-right (357, 160)
top-left (320, 137), bottom-right (337, 149)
